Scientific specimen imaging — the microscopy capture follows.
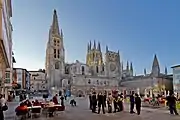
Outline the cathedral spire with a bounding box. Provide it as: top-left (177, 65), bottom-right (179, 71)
top-left (121, 62), bottom-right (123, 71)
top-left (106, 46), bottom-right (108, 53)
top-left (130, 62), bottom-right (133, 71)
top-left (126, 61), bottom-right (129, 71)
top-left (151, 54), bottom-right (160, 76)
top-left (51, 9), bottom-right (60, 35)
top-left (152, 54), bottom-right (159, 68)
top-left (60, 29), bottom-right (63, 37)
top-left (89, 41), bottom-right (92, 50)
top-left (97, 42), bottom-right (101, 52)
top-left (144, 68), bottom-right (146, 76)
top-left (93, 40), bottom-right (96, 49)
top-left (165, 66), bottom-right (168, 75)
top-left (87, 43), bottom-right (90, 52)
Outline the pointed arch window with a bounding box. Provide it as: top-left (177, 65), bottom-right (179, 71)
top-left (54, 40), bottom-right (56, 46)
top-left (57, 49), bottom-right (60, 58)
top-left (88, 79), bottom-right (91, 84)
top-left (54, 49), bottom-right (56, 58)
top-left (65, 66), bottom-right (69, 74)
top-left (82, 66), bottom-right (85, 75)
top-left (102, 65), bottom-right (104, 72)
top-left (96, 66), bottom-right (99, 73)
top-left (97, 80), bottom-right (99, 85)
top-left (55, 62), bottom-right (59, 69)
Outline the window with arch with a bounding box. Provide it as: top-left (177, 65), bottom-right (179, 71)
top-left (97, 80), bottom-right (99, 85)
top-left (54, 49), bottom-right (56, 58)
top-left (88, 79), bottom-right (91, 84)
top-left (54, 40), bottom-right (56, 46)
top-left (65, 66), bottom-right (69, 74)
top-left (96, 66), bottom-right (99, 73)
top-left (102, 65), bottom-right (104, 72)
top-left (55, 62), bottom-right (59, 69)
top-left (57, 49), bottom-right (60, 58)
top-left (82, 66), bottom-right (85, 75)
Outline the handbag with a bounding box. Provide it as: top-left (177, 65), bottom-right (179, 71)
top-left (2, 103), bottom-right (8, 111)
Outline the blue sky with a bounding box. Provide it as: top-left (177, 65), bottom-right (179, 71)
top-left (12, 0), bottom-right (180, 75)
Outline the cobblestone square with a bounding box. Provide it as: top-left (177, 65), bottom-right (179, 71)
top-left (5, 98), bottom-right (180, 120)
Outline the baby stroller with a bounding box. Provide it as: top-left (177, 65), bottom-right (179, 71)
top-left (70, 99), bottom-right (76, 106)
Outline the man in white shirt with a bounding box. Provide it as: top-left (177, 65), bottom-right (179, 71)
top-left (0, 94), bottom-right (6, 106)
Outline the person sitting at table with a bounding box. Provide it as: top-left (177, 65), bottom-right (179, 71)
top-left (15, 102), bottom-right (28, 117)
top-left (53, 94), bottom-right (59, 104)
top-left (33, 100), bottom-right (41, 106)
top-left (49, 99), bottom-right (55, 107)
top-left (60, 96), bottom-right (64, 106)
top-left (24, 100), bottom-right (32, 118)
top-left (24, 100), bottom-right (32, 107)
top-left (48, 99), bottom-right (55, 117)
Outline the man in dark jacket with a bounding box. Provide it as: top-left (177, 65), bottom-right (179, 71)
top-left (89, 93), bottom-right (92, 110)
top-left (113, 96), bottom-right (119, 113)
top-left (166, 93), bottom-right (179, 115)
top-left (0, 94), bottom-right (4, 120)
top-left (135, 93), bottom-right (141, 115)
top-left (97, 92), bottom-right (105, 114)
top-left (91, 92), bottom-right (97, 113)
top-left (103, 91), bottom-right (107, 108)
top-left (130, 91), bottom-right (135, 113)
top-left (118, 93), bottom-right (124, 111)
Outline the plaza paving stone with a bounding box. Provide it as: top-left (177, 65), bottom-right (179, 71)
top-left (36, 97), bottom-right (180, 120)
top-left (4, 97), bottom-right (180, 120)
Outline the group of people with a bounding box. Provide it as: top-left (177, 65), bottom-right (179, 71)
top-left (15, 94), bottom-right (66, 118)
top-left (129, 91), bottom-right (142, 115)
top-left (89, 91), bottom-right (124, 114)
top-left (15, 99), bottom-right (41, 118)
top-left (166, 92), bottom-right (179, 115)
top-left (89, 91), bottom-right (142, 115)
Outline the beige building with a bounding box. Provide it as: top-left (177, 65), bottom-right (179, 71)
top-left (120, 55), bottom-right (173, 95)
top-left (13, 68), bottom-right (30, 90)
top-left (171, 65), bottom-right (180, 94)
top-left (29, 70), bottom-right (46, 91)
top-left (45, 10), bottom-right (132, 95)
top-left (0, 0), bottom-right (15, 97)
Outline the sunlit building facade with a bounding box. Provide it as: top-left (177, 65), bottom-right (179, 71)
top-left (0, 0), bottom-right (15, 97)
top-left (172, 65), bottom-right (180, 94)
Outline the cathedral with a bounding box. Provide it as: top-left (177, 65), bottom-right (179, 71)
top-left (45, 10), bottom-right (132, 95)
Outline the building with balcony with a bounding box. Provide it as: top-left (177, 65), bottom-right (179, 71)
top-left (29, 69), bottom-right (46, 92)
top-left (171, 65), bottom-right (180, 94)
top-left (0, 0), bottom-right (14, 97)
top-left (13, 68), bottom-right (30, 90)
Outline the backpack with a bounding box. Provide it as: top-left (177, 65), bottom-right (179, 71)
top-left (2, 103), bottom-right (8, 111)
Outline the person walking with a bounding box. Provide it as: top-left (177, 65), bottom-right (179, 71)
top-left (118, 93), bottom-right (124, 111)
top-left (97, 92), bottom-right (105, 114)
top-left (135, 93), bottom-right (141, 115)
top-left (0, 94), bottom-right (8, 120)
top-left (89, 93), bottom-right (92, 110)
top-left (113, 96), bottom-right (119, 113)
top-left (91, 92), bottom-right (97, 113)
top-left (60, 95), bottom-right (64, 106)
top-left (103, 91), bottom-right (107, 108)
top-left (130, 91), bottom-right (135, 114)
top-left (107, 93), bottom-right (113, 113)
top-left (166, 92), bottom-right (179, 115)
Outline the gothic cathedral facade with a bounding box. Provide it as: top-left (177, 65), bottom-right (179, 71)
top-left (45, 10), bottom-right (133, 95)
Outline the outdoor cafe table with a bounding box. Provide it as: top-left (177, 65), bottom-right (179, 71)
top-left (27, 106), bottom-right (42, 109)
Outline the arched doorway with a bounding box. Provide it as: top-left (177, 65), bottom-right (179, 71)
top-left (77, 90), bottom-right (84, 97)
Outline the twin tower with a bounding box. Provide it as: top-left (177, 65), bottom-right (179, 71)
top-left (86, 40), bottom-right (121, 77)
top-left (86, 41), bottom-right (103, 66)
